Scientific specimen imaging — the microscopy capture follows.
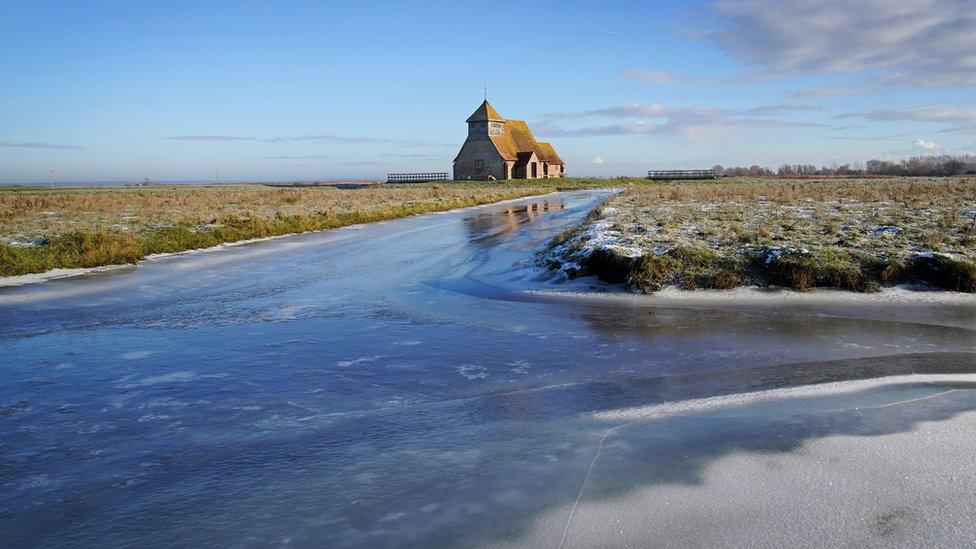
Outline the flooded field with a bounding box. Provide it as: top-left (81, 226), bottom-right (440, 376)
top-left (1, 190), bottom-right (975, 547)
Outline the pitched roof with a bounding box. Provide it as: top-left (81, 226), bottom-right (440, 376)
top-left (489, 120), bottom-right (564, 164)
top-left (466, 100), bottom-right (505, 122)
top-left (536, 142), bottom-right (564, 165)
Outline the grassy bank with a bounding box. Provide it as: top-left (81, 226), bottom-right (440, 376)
top-left (545, 177), bottom-right (976, 293)
top-left (0, 180), bottom-right (606, 277)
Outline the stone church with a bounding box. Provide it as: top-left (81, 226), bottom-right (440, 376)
top-left (453, 100), bottom-right (565, 180)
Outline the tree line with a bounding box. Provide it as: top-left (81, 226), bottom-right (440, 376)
top-left (711, 154), bottom-right (976, 177)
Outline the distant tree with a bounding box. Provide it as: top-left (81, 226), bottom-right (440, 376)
top-left (866, 159), bottom-right (893, 174)
top-left (861, 154), bottom-right (976, 176)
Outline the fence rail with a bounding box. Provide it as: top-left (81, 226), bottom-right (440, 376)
top-left (647, 169), bottom-right (716, 180)
top-left (387, 172), bottom-right (449, 184)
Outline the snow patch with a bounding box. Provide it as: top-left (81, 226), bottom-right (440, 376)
top-left (508, 359), bottom-right (530, 374)
top-left (870, 225), bottom-right (903, 237)
top-left (0, 265), bottom-right (129, 288)
top-left (744, 245), bottom-right (810, 265)
top-left (122, 371), bottom-right (196, 388)
top-left (337, 355), bottom-right (384, 367)
top-left (456, 364), bottom-right (489, 380)
top-left (1, 237), bottom-right (46, 248)
top-left (915, 251), bottom-right (956, 260)
top-left (545, 206), bottom-right (647, 276)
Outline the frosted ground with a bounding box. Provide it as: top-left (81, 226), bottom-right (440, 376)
top-left (2, 190), bottom-right (975, 547)
top-left (585, 178), bottom-right (976, 263)
top-left (546, 178), bottom-right (976, 292)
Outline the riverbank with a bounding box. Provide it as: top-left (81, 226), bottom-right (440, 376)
top-left (543, 177), bottom-right (976, 293)
top-left (0, 179), bottom-right (621, 277)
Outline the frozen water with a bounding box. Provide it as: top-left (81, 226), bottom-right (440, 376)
top-left (1, 190), bottom-right (975, 547)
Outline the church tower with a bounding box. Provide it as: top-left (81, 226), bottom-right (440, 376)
top-left (466, 100), bottom-right (506, 140)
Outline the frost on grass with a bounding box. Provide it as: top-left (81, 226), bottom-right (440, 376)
top-left (0, 180), bottom-right (596, 277)
top-left (541, 177), bottom-right (976, 293)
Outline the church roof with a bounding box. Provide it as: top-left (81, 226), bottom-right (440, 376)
top-left (536, 142), bottom-right (564, 165)
top-left (489, 120), bottom-right (564, 164)
top-left (466, 100), bottom-right (505, 122)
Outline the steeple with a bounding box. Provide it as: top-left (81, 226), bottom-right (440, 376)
top-left (466, 100), bottom-right (505, 123)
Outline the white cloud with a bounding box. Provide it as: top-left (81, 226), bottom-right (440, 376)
top-left (827, 133), bottom-right (911, 141)
top-left (590, 156), bottom-right (606, 165)
top-left (658, 0), bottom-right (976, 88)
top-left (915, 138), bottom-right (939, 150)
top-left (582, 104), bottom-right (670, 118)
top-left (789, 86), bottom-right (880, 98)
top-left (535, 103), bottom-right (824, 139)
top-left (620, 71), bottom-right (728, 85)
top-left (0, 141), bottom-right (83, 150)
top-left (838, 106), bottom-right (976, 134)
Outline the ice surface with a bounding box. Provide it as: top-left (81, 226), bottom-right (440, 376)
top-left (1, 189), bottom-right (975, 547)
top-left (507, 391), bottom-right (976, 548)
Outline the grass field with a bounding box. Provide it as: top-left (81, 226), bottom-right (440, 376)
top-left (545, 176), bottom-right (976, 293)
top-left (0, 179), bottom-right (611, 277)
top-left (9, 176), bottom-right (973, 290)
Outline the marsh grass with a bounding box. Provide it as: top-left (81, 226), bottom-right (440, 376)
top-left (582, 245), bottom-right (975, 293)
top-left (553, 176), bottom-right (976, 293)
top-left (628, 247), bottom-right (743, 291)
top-left (0, 180), bottom-right (603, 276)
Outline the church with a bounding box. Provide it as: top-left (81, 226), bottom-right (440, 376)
top-left (453, 100), bottom-right (565, 180)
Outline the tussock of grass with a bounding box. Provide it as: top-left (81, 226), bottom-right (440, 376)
top-left (628, 247), bottom-right (742, 291)
top-left (584, 247), bottom-right (641, 283)
top-left (909, 254), bottom-right (976, 292)
top-left (746, 249), bottom-right (874, 292)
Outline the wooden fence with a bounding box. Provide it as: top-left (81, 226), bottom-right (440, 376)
top-left (647, 169), bottom-right (716, 180)
top-left (387, 172), bottom-right (449, 184)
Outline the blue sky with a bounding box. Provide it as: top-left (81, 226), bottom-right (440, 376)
top-left (2, 0), bottom-right (975, 182)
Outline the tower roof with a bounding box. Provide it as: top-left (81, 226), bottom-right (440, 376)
top-left (466, 100), bottom-right (505, 122)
